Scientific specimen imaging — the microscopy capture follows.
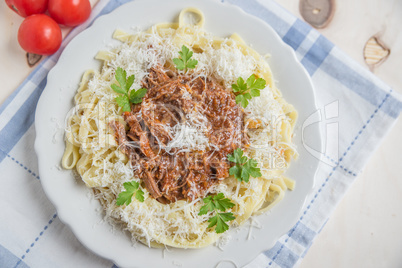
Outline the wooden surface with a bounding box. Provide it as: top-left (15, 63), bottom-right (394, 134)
top-left (0, 0), bottom-right (401, 267)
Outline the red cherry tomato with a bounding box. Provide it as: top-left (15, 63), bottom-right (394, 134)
top-left (48, 0), bottom-right (91, 27)
top-left (5, 0), bottom-right (48, 17)
top-left (18, 14), bottom-right (62, 55)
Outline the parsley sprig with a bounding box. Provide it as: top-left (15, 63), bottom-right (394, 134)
top-left (198, 193), bottom-right (236, 234)
top-left (116, 181), bottom-right (145, 206)
top-left (111, 67), bottom-right (147, 112)
top-left (228, 148), bottom-right (262, 183)
top-left (231, 74), bottom-right (266, 108)
top-left (173, 45), bottom-right (198, 72)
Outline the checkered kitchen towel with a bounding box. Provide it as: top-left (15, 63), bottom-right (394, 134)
top-left (1, 0), bottom-right (401, 267)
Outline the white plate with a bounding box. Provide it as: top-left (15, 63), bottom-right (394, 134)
top-left (35, 0), bottom-right (321, 267)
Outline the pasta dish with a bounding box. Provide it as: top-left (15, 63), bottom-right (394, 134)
top-left (61, 8), bottom-right (297, 249)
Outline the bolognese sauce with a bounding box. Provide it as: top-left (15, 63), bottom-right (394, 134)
top-left (110, 66), bottom-right (248, 203)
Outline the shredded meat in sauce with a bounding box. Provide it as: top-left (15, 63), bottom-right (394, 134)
top-left (110, 67), bottom-right (248, 203)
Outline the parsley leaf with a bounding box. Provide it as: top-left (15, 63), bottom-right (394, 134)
top-left (228, 148), bottom-right (262, 183)
top-left (115, 67), bottom-right (127, 92)
top-left (111, 67), bottom-right (147, 112)
top-left (199, 193), bottom-right (235, 215)
top-left (231, 77), bottom-right (247, 93)
top-left (213, 193), bottom-right (235, 211)
top-left (209, 212), bottom-right (236, 233)
top-left (198, 193), bottom-right (235, 234)
top-left (231, 74), bottom-right (266, 108)
top-left (198, 195), bottom-right (215, 215)
top-left (116, 181), bottom-right (145, 206)
top-left (173, 58), bottom-right (185, 70)
top-left (129, 87), bottom-right (147, 104)
top-left (173, 45), bottom-right (198, 72)
top-left (111, 83), bottom-right (126, 95)
top-left (186, 59), bottom-right (198, 69)
top-left (115, 95), bottom-right (131, 112)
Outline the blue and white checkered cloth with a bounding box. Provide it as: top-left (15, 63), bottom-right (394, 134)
top-left (1, 0), bottom-right (401, 267)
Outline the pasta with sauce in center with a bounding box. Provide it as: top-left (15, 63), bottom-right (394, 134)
top-left (61, 8), bottom-right (298, 249)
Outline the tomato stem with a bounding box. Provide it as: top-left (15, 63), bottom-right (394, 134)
top-left (11, 5), bottom-right (19, 13)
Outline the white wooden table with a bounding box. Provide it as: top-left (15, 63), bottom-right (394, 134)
top-left (1, 0), bottom-right (401, 267)
top-left (281, 1), bottom-right (402, 267)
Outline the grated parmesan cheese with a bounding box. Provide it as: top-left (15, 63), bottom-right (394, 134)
top-left (67, 23), bottom-right (295, 248)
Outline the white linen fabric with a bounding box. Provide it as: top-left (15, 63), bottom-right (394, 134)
top-left (0, 0), bottom-right (401, 267)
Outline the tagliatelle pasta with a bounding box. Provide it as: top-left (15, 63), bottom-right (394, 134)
top-left (61, 8), bottom-right (297, 249)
